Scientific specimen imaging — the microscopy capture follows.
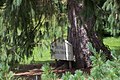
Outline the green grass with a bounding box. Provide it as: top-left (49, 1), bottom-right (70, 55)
top-left (20, 47), bottom-right (52, 64)
top-left (33, 46), bottom-right (51, 61)
top-left (103, 37), bottom-right (120, 50)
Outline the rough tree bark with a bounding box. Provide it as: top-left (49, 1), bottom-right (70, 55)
top-left (67, 0), bottom-right (112, 69)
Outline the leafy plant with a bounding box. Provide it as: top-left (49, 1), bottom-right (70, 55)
top-left (61, 70), bottom-right (86, 80)
top-left (41, 63), bottom-right (58, 80)
top-left (0, 52), bottom-right (14, 80)
top-left (90, 53), bottom-right (120, 80)
top-left (89, 45), bottom-right (120, 80)
top-left (61, 50), bottom-right (120, 80)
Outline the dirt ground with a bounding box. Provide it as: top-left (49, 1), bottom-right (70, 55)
top-left (12, 61), bottom-right (91, 80)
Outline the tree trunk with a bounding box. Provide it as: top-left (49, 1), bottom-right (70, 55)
top-left (67, 0), bottom-right (112, 69)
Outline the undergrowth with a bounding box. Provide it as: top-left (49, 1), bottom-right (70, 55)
top-left (40, 43), bottom-right (120, 80)
top-left (40, 52), bottom-right (120, 80)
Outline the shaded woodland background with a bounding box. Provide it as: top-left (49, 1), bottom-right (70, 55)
top-left (0, 0), bottom-right (120, 80)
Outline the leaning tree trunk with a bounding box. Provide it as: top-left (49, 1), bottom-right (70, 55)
top-left (67, 0), bottom-right (112, 68)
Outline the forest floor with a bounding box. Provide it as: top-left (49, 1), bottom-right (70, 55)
top-left (11, 37), bottom-right (120, 80)
top-left (12, 61), bottom-right (77, 80)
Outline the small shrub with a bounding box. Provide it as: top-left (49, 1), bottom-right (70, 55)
top-left (0, 52), bottom-right (14, 80)
top-left (41, 63), bottom-right (58, 80)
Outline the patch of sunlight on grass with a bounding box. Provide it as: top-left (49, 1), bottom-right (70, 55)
top-left (103, 37), bottom-right (120, 50)
top-left (20, 46), bottom-right (53, 64)
top-left (32, 46), bottom-right (52, 62)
